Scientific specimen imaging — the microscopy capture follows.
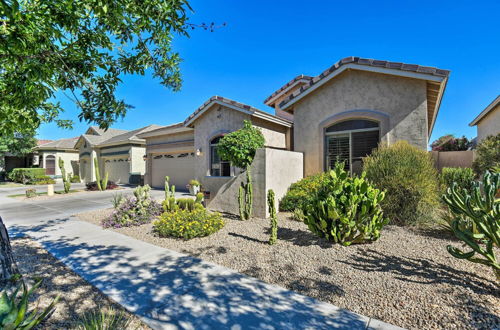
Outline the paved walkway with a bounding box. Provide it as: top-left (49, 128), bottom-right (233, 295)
top-left (1, 191), bottom-right (402, 329)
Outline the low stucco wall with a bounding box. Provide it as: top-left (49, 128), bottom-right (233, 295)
top-left (207, 148), bottom-right (303, 218)
top-left (430, 150), bottom-right (476, 171)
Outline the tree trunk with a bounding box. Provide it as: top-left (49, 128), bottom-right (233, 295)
top-left (0, 217), bottom-right (19, 283)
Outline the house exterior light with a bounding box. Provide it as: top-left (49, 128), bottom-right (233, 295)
top-left (143, 154), bottom-right (147, 161)
top-left (195, 148), bottom-right (202, 156)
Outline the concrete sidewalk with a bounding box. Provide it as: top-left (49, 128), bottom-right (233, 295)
top-left (7, 214), bottom-right (402, 330)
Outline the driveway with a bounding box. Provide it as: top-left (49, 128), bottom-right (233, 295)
top-left (0, 188), bottom-right (401, 330)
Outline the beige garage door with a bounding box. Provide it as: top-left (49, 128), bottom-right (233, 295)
top-left (104, 159), bottom-right (130, 184)
top-left (152, 153), bottom-right (195, 190)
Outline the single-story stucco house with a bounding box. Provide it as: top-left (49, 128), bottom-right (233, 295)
top-left (138, 56), bottom-right (450, 217)
top-left (76, 125), bottom-right (161, 184)
top-left (35, 137), bottom-right (80, 178)
top-left (469, 95), bottom-right (500, 143)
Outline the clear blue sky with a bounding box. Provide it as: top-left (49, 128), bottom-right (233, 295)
top-left (38, 0), bottom-right (500, 144)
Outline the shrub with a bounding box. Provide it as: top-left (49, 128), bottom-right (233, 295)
top-left (217, 120), bottom-right (265, 220)
top-left (364, 141), bottom-right (440, 225)
top-left (443, 171), bottom-right (499, 280)
top-left (33, 175), bottom-right (56, 184)
top-left (440, 167), bottom-right (475, 193)
top-left (0, 278), bottom-right (59, 329)
top-left (189, 179), bottom-right (200, 187)
top-left (431, 134), bottom-right (471, 151)
top-left (25, 188), bottom-right (37, 198)
top-left (86, 180), bottom-right (118, 191)
top-left (279, 172), bottom-right (328, 212)
top-left (8, 168), bottom-right (46, 184)
top-left (154, 208), bottom-right (225, 239)
top-left (102, 185), bottom-right (162, 228)
top-left (303, 163), bottom-right (387, 246)
top-left (472, 133), bottom-right (500, 176)
top-left (70, 175), bottom-right (81, 183)
top-left (75, 308), bottom-right (131, 330)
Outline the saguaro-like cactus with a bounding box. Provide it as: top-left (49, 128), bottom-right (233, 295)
top-left (58, 157), bottom-right (71, 193)
top-left (267, 189), bottom-right (278, 245)
top-left (164, 176), bottom-right (175, 200)
top-left (443, 171), bottom-right (499, 280)
top-left (93, 158), bottom-right (108, 191)
top-left (238, 168), bottom-right (253, 220)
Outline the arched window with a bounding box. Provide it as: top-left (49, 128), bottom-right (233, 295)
top-left (210, 136), bottom-right (231, 176)
top-left (45, 155), bottom-right (56, 175)
top-left (325, 119), bottom-right (379, 174)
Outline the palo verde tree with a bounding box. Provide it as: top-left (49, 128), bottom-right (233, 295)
top-left (217, 120), bottom-right (265, 220)
top-left (0, 0), bottom-right (223, 137)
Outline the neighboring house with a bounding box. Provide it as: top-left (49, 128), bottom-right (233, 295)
top-left (138, 56), bottom-right (449, 214)
top-left (76, 125), bottom-right (161, 184)
top-left (469, 95), bottom-right (500, 143)
top-left (35, 137), bottom-right (79, 178)
top-left (0, 139), bottom-right (52, 176)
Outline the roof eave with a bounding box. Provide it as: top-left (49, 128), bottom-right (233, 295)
top-left (469, 95), bottom-right (500, 126)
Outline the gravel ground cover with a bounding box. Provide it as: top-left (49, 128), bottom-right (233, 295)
top-left (77, 209), bottom-right (500, 330)
top-left (11, 237), bottom-right (149, 329)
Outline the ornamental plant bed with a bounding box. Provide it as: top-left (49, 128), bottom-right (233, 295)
top-left (76, 209), bottom-right (500, 330)
top-left (11, 237), bottom-right (149, 329)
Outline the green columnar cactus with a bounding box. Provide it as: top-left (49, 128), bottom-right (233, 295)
top-left (93, 158), bottom-right (102, 191)
top-left (195, 192), bottom-right (204, 204)
top-left (102, 171), bottom-right (109, 191)
top-left (238, 185), bottom-right (245, 220)
top-left (442, 171), bottom-right (500, 280)
top-left (58, 157), bottom-right (71, 193)
top-left (238, 167), bottom-right (253, 220)
top-left (165, 176), bottom-right (170, 199)
top-left (267, 189), bottom-right (278, 245)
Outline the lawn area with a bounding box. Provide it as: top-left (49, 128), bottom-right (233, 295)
top-left (7, 189), bottom-right (82, 198)
top-left (11, 237), bottom-right (149, 329)
top-left (77, 209), bottom-right (500, 330)
top-left (0, 182), bottom-right (24, 188)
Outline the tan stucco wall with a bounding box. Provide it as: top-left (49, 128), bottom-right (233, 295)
top-left (477, 104), bottom-right (500, 142)
top-left (39, 151), bottom-right (79, 177)
top-left (207, 148), bottom-right (303, 218)
top-left (129, 146), bottom-right (146, 174)
top-left (430, 150), bottom-right (475, 171)
top-left (292, 70), bottom-right (428, 176)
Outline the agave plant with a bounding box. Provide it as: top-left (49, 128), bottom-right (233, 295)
top-left (0, 277), bottom-right (59, 329)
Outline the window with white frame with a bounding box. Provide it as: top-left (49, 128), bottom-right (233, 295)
top-left (325, 119), bottom-right (379, 174)
top-left (210, 136), bottom-right (231, 176)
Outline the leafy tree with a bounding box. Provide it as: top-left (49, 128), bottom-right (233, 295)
top-left (217, 120), bottom-right (265, 220)
top-left (473, 133), bottom-right (500, 176)
top-left (0, 0), bottom-right (195, 136)
top-left (0, 133), bottom-right (37, 157)
top-left (431, 134), bottom-right (471, 151)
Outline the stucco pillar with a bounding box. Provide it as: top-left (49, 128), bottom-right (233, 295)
top-left (90, 150), bottom-right (97, 182)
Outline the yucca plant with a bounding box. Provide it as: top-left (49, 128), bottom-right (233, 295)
top-left (0, 277), bottom-right (59, 329)
top-left (75, 308), bottom-right (132, 330)
top-left (443, 171), bottom-right (500, 280)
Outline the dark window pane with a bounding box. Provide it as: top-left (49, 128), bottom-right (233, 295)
top-left (326, 120), bottom-right (379, 133)
top-left (221, 161), bottom-right (231, 176)
top-left (352, 130), bottom-right (379, 158)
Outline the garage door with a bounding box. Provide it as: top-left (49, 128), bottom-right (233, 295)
top-left (104, 158), bottom-right (130, 184)
top-left (152, 152), bottom-right (195, 190)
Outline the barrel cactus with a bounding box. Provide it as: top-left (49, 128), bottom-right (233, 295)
top-left (303, 163), bottom-right (387, 246)
top-left (442, 171), bottom-right (499, 280)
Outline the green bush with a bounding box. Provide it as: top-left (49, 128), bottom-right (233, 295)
top-left (70, 175), bottom-right (81, 183)
top-left (440, 167), bottom-right (475, 193)
top-left (8, 168), bottom-right (46, 184)
top-left (25, 188), bottom-right (37, 198)
top-left (364, 140), bottom-right (440, 225)
top-left (303, 163), bottom-right (387, 246)
top-left (75, 308), bottom-right (132, 330)
top-left (279, 172), bottom-right (329, 212)
top-left (154, 208), bottom-right (225, 239)
top-left (33, 175), bottom-right (56, 184)
top-left (443, 171), bottom-right (499, 280)
top-left (473, 133), bottom-right (500, 176)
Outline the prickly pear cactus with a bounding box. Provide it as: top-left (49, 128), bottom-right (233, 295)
top-left (303, 163), bottom-right (388, 246)
top-left (442, 171), bottom-right (500, 280)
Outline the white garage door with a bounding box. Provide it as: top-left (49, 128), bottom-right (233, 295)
top-left (104, 159), bottom-right (130, 184)
top-left (152, 153), bottom-right (195, 190)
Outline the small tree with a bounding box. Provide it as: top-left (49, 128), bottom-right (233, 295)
top-left (58, 157), bottom-right (71, 193)
top-left (431, 134), bottom-right (471, 151)
top-left (217, 120), bottom-right (265, 220)
top-left (473, 133), bottom-right (500, 176)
